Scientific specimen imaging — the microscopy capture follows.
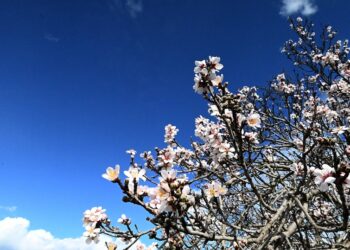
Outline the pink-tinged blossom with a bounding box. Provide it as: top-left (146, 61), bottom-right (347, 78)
top-left (124, 167), bottom-right (146, 183)
top-left (147, 169), bottom-right (193, 214)
top-left (160, 169), bottom-right (177, 182)
top-left (313, 164), bottom-right (336, 191)
top-left (247, 113), bottom-right (261, 128)
top-left (164, 124), bottom-right (179, 143)
top-left (210, 73), bottom-right (224, 87)
top-left (150, 185), bottom-right (170, 203)
top-left (218, 142), bottom-right (236, 159)
top-left (150, 184), bottom-right (173, 213)
top-left (102, 165), bottom-right (120, 182)
top-left (208, 56), bottom-right (223, 72)
top-left (194, 60), bottom-right (208, 75)
top-left (83, 206), bottom-right (108, 227)
top-left (158, 147), bottom-right (176, 168)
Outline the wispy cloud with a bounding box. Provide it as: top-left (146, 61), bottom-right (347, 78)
top-left (44, 33), bottom-right (60, 42)
top-left (0, 206), bottom-right (17, 212)
top-left (126, 0), bottom-right (143, 18)
top-left (280, 0), bottom-right (318, 16)
top-left (110, 0), bottom-right (143, 18)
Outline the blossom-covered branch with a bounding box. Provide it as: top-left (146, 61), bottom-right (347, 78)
top-left (83, 17), bottom-right (350, 249)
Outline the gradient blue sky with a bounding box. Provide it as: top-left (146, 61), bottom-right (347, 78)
top-left (0, 0), bottom-right (350, 239)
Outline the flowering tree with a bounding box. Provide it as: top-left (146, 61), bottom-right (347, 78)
top-left (83, 18), bottom-right (350, 249)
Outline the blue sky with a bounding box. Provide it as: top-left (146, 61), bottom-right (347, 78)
top-left (0, 0), bottom-right (350, 244)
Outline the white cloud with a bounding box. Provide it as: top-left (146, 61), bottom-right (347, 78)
top-left (280, 0), bottom-right (318, 16)
top-left (0, 217), bottom-right (128, 250)
top-left (0, 206), bottom-right (17, 212)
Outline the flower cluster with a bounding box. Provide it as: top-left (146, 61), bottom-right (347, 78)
top-left (204, 181), bottom-right (228, 199)
top-left (193, 56), bottom-right (224, 94)
top-left (82, 207), bottom-right (108, 243)
top-left (148, 169), bottom-right (194, 214)
top-left (195, 116), bottom-right (237, 162)
top-left (164, 124), bottom-right (179, 144)
top-left (272, 73), bottom-right (296, 94)
top-left (312, 164), bottom-right (336, 192)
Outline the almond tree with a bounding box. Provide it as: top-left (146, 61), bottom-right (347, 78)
top-left (83, 18), bottom-right (350, 249)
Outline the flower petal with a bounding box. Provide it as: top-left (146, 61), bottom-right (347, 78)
top-left (324, 176), bottom-right (336, 184)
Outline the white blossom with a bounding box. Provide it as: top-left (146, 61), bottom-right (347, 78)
top-left (247, 113), bottom-right (261, 128)
top-left (205, 181), bottom-right (227, 199)
top-left (83, 206), bottom-right (107, 227)
top-left (124, 167), bottom-right (146, 182)
top-left (313, 164), bottom-right (336, 191)
top-left (102, 165), bottom-right (120, 182)
top-left (164, 124), bottom-right (179, 143)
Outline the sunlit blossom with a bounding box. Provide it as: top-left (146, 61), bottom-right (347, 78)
top-left (194, 60), bottom-right (208, 75)
top-left (102, 165), bottom-right (120, 182)
top-left (208, 56), bottom-right (223, 71)
top-left (205, 181), bottom-right (227, 199)
top-left (83, 206), bottom-right (107, 227)
top-left (246, 113), bottom-right (261, 128)
top-left (124, 167), bottom-right (146, 183)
